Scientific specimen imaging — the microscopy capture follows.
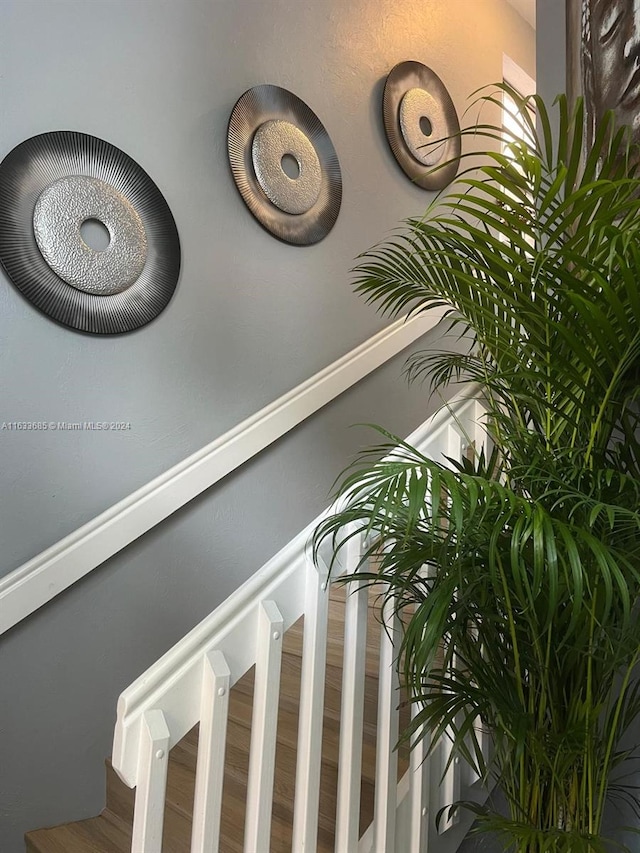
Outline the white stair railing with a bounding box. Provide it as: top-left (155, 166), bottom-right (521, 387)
top-left (111, 392), bottom-right (489, 853)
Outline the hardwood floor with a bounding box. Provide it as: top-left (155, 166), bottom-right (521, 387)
top-left (26, 585), bottom-right (410, 853)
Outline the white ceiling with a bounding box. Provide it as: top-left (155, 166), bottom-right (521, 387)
top-left (506, 0), bottom-right (536, 29)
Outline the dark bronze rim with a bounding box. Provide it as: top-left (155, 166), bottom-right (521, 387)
top-left (228, 85), bottom-right (342, 245)
top-left (382, 61), bottom-right (461, 191)
top-left (0, 131), bottom-right (181, 335)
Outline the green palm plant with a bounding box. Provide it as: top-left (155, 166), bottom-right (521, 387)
top-left (315, 87), bottom-right (640, 852)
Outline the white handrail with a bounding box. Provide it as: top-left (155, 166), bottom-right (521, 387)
top-left (112, 390), bottom-right (486, 852)
top-left (0, 310), bottom-right (444, 637)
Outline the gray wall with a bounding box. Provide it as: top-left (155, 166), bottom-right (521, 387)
top-left (0, 1), bottom-right (534, 849)
top-left (536, 0), bottom-right (565, 113)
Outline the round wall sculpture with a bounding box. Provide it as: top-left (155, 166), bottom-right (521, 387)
top-left (228, 85), bottom-right (342, 245)
top-left (382, 61), bottom-right (461, 190)
top-left (0, 131), bottom-right (181, 334)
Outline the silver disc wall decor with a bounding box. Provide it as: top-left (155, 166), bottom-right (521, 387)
top-left (228, 85), bottom-right (342, 245)
top-left (382, 61), bottom-right (461, 190)
top-left (0, 132), bottom-right (180, 334)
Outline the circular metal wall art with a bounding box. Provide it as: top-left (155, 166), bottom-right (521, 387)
top-left (0, 131), bottom-right (181, 334)
top-left (383, 61), bottom-right (461, 190)
top-left (228, 85), bottom-right (342, 245)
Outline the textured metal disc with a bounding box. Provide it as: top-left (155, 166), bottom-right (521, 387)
top-left (228, 85), bottom-right (342, 245)
top-left (252, 120), bottom-right (322, 215)
top-left (0, 131), bottom-right (181, 334)
top-left (383, 61), bottom-right (461, 190)
top-left (33, 176), bottom-right (148, 296)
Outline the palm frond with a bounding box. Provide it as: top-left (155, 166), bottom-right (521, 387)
top-left (315, 88), bottom-right (640, 849)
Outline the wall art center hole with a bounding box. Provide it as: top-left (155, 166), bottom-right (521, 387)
top-left (419, 116), bottom-right (433, 137)
top-left (80, 218), bottom-right (111, 252)
top-left (281, 153), bottom-right (301, 179)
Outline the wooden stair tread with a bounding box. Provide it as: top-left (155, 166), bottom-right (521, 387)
top-left (26, 814), bottom-right (131, 853)
top-left (27, 582), bottom-right (412, 852)
top-left (178, 689), bottom-right (383, 779)
top-left (233, 654), bottom-right (383, 731)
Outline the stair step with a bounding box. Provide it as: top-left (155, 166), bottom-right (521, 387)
top-left (284, 604), bottom-right (385, 678)
top-left (224, 687), bottom-right (381, 782)
top-left (26, 814), bottom-right (131, 853)
top-left (233, 654), bottom-right (383, 732)
top-left (196, 678), bottom-right (384, 772)
top-left (27, 582), bottom-right (412, 852)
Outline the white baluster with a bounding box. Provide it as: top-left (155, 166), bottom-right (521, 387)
top-left (373, 594), bottom-right (400, 852)
top-left (472, 400), bottom-right (489, 787)
top-left (334, 536), bottom-right (368, 852)
top-left (244, 600), bottom-right (284, 853)
top-left (292, 555), bottom-right (330, 853)
top-left (430, 426), bottom-right (463, 833)
top-left (131, 709), bottom-right (170, 853)
top-left (465, 633), bottom-right (487, 789)
top-left (447, 424), bottom-right (462, 467)
top-left (408, 703), bottom-right (430, 851)
top-left (472, 399), bottom-right (487, 456)
top-left (438, 613), bottom-right (462, 833)
top-left (439, 746), bottom-right (461, 832)
top-left (190, 650), bottom-right (231, 853)
top-left (466, 715), bottom-right (488, 787)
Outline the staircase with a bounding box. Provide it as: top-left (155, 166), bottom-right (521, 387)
top-left (26, 586), bottom-right (410, 853)
top-left (24, 394), bottom-right (488, 853)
